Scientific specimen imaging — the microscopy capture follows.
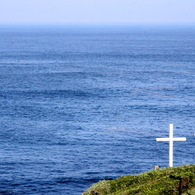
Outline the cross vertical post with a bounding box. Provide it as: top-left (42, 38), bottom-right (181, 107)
top-left (169, 124), bottom-right (173, 167)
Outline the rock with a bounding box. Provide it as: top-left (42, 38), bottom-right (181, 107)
top-left (91, 190), bottom-right (100, 195)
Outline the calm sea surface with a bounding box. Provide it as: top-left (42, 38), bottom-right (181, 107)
top-left (0, 25), bottom-right (195, 194)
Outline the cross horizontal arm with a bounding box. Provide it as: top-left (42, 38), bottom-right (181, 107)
top-left (156, 137), bottom-right (186, 141)
top-left (156, 138), bottom-right (170, 141)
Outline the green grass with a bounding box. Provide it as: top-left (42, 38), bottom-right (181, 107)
top-left (183, 187), bottom-right (195, 195)
top-left (82, 165), bottom-right (195, 195)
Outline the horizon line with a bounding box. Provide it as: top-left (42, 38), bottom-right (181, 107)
top-left (0, 22), bottom-right (195, 26)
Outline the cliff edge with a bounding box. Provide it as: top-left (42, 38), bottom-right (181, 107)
top-left (82, 164), bottom-right (195, 195)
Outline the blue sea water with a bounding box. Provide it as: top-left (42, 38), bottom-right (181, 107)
top-left (0, 24), bottom-right (195, 194)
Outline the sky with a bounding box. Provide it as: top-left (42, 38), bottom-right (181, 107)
top-left (0, 0), bottom-right (195, 25)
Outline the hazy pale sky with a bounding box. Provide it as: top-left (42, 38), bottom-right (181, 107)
top-left (0, 0), bottom-right (195, 25)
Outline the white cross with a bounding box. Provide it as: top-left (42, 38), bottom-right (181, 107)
top-left (156, 124), bottom-right (186, 167)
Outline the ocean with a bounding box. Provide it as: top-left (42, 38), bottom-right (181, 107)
top-left (0, 24), bottom-right (195, 194)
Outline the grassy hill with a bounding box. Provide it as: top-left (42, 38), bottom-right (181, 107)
top-left (82, 164), bottom-right (195, 195)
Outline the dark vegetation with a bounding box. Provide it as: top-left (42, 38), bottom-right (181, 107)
top-left (82, 165), bottom-right (195, 195)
